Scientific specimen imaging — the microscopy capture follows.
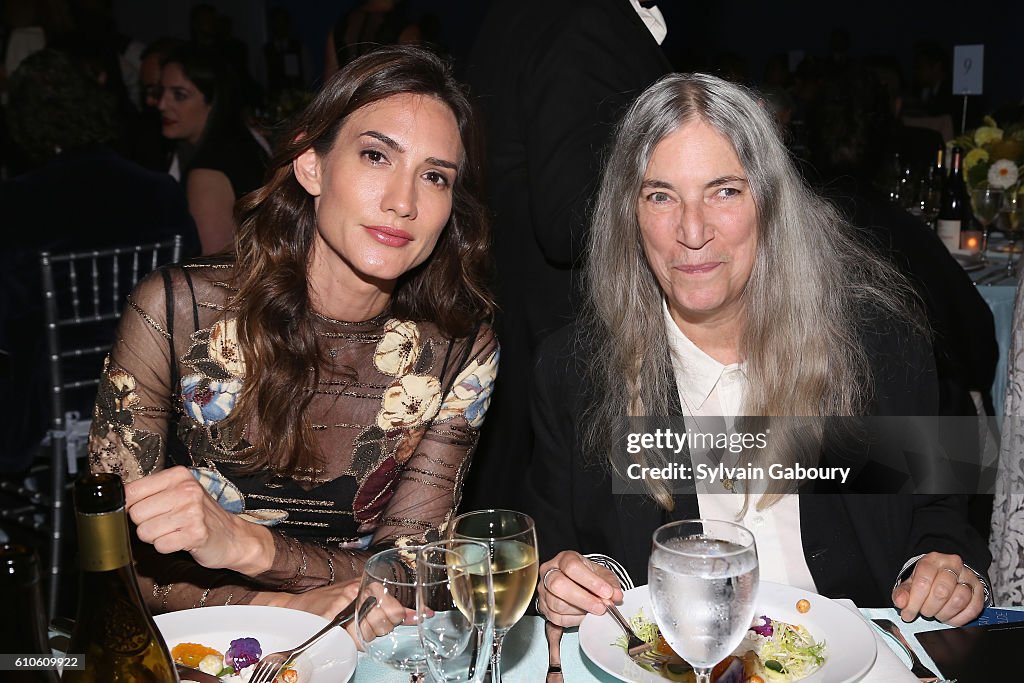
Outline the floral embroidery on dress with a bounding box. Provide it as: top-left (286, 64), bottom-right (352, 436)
top-left (88, 358), bottom-right (163, 481)
top-left (376, 374), bottom-right (443, 431)
top-left (177, 317), bottom-right (252, 456)
top-left (182, 374), bottom-right (243, 425)
top-left (373, 319), bottom-right (421, 376)
top-left (208, 318), bottom-right (246, 377)
top-left (436, 348), bottom-right (499, 428)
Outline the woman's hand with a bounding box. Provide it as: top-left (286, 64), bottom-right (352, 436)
top-left (536, 551), bottom-right (624, 627)
top-left (891, 552), bottom-right (985, 626)
top-left (124, 466), bottom-right (275, 576)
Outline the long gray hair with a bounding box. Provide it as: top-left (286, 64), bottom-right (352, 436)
top-left (582, 73), bottom-right (920, 510)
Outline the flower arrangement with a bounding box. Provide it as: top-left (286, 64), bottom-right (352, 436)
top-left (952, 116), bottom-right (1024, 191)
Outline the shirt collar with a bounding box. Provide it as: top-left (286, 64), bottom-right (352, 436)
top-left (628, 0), bottom-right (668, 45)
top-left (662, 299), bottom-right (743, 411)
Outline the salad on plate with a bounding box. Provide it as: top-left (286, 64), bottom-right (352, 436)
top-left (616, 610), bottom-right (825, 682)
top-left (172, 638), bottom-right (298, 683)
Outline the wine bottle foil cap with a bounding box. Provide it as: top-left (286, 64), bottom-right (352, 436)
top-left (74, 472), bottom-right (126, 513)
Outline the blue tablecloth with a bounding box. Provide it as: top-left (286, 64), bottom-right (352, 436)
top-left (971, 258), bottom-right (1018, 416)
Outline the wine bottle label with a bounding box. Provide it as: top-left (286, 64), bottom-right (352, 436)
top-left (76, 510), bottom-right (131, 572)
top-left (936, 219), bottom-right (961, 252)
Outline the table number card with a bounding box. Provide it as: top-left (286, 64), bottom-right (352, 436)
top-left (953, 44), bottom-right (984, 95)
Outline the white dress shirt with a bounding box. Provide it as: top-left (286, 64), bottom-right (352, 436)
top-left (628, 0), bottom-right (668, 45)
top-left (663, 302), bottom-right (818, 592)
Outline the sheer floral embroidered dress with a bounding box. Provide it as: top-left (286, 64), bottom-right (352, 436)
top-left (88, 261), bottom-right (498, 612)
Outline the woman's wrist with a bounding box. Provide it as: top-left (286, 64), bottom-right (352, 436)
top-left (229, 520), bottom-right (277, 576)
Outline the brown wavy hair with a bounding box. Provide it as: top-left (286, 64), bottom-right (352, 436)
top-left (229, 45), bottom-right (493, 475)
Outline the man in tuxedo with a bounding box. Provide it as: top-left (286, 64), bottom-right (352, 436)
top-left (464, 0), bottom-right (673, 509)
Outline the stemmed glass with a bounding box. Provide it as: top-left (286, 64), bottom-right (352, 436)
top-left (355, 547), bottom-right (428, 682)
top-left (416, 540), bottom-right (495, 683)
top-left (449, 509), bottom-right (538, 683)
top-left (1002, 191), bottom-right (1023, 277)
top-left (649, 520), bottom-right (759, 683)
top-left (973, 188), bottom-right (1004, 263)
top-left (915, 172), bottom-right (944, 230)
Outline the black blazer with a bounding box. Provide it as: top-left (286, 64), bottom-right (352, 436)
top-left (522, 322), bottom-right (991, 606)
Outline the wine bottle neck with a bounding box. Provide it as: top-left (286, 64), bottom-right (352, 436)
top-left (76, 508), bottom-right (132, 572)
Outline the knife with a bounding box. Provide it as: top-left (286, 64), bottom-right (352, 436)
top-left (175, 662), bottom-right (226, 683)
top-left (871, 618), bottom-right (939, 681)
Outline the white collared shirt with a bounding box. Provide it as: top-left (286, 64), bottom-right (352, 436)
top-left (663, 302), bottom-right (818, 592)
top-left (628, 0), bottom-right (668, 45)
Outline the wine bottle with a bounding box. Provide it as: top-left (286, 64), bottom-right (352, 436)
top-left (0, 544), bottom-right (59, 683)
top-left (63, 473), bottom-right (177, 682)
top-left (936, 145), bottom-right (971, 251)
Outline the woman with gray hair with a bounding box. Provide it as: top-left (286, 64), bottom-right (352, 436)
top-left (525, 72), bottom-right (990, 628)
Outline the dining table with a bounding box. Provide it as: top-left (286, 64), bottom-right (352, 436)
top-left (965, 246), bottom-right (1019, 416)
top-left (349, 603), bottom-right (1009, 682)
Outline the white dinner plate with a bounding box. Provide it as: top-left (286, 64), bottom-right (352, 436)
top-left (579, 582), bottom-right (876, 682)
top-left (155, 605), bottom-right (357, 683)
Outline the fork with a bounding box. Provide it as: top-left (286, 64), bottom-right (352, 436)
top-left (248, 596), bottom-right (376, 683)
top-left (603, 601), bottom-right (672, 667)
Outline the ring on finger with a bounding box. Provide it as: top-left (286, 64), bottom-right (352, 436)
top-left (940, 567), bottom-right (961, 581)
top-left (956, 580), bottom-right (974, 594)
top-left (542, 567), bottom-right (563, 591)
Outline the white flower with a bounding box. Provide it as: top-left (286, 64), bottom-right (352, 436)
top-left (209, 318), bottom-right (246, 377)
top-left (376, 374), bottom-right (442, 430)
top-left (989, 159), bottom-right (1020, 189)
top-left (373, 319), bottom-right (421, 376)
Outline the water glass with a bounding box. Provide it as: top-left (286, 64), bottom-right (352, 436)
top-left (649, 520), bottom-right (759, 683)
top-left (416, 540), bottom-right (495, 683)
top-left (355, 547), bottom-right (427, 682)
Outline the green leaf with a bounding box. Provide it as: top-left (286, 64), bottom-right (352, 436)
top-left (765, 659), bottom-right (787, 673)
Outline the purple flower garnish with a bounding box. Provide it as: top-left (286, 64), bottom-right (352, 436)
top-left (750, 615), bottom-right (773, 637)
top-left (225, 637), bottom-right (261, 671)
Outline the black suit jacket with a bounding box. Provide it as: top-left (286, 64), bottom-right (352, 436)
top-left (463, 0), bottom-right (672, 510)
top-left (523, 323), bottom-right (991, 606)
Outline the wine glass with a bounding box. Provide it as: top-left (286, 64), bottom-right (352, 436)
top-left (649, 520), bottom-right (759, 683)
top-left (355, 547), bottom-right (428, 682)
top-left (973, 188), bottom-right (1004, 263)
top-left (416, 540), bottom-right (495, 683)
top-left (1002, 191), bottom-right (1024, 277)
top-left (916, 173), bottom-right (943, 229)
top-left (449, 509), bottom-right (538, 683)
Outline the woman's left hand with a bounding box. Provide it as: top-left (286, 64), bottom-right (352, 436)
top-left (124, 466), bottom-right (275, 576)
top-left (891, 552), bottom-right (985, 626)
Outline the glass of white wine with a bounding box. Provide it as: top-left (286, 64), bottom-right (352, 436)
top-left (649, 520), bottom-right (759, 683)
top-left (449, 509), bottom-right (538, 683)
top-left (416, 540), bottom-right (495, 683)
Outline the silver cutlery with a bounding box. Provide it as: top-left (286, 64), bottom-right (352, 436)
top-left (871, 618), bottom-right (939, 681)
top-left (603, 600), bottom-right (671, 667)
top-left (248, 596), bottom-right (375, 683)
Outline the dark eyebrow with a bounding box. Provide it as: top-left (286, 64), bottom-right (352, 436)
top-left (361, 131), bottom-right (458, 172)
top-left (361, 130), bottom-right (404, 152)
top-left (706, 175), bottom-right (748, 189)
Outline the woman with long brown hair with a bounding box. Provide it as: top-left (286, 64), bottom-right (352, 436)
top-left (88, 45), bottom-right (497, 617)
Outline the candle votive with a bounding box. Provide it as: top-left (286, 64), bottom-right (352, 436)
top-left (961, 230), bottom-right (982, 253)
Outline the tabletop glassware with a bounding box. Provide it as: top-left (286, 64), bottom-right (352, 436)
top-left (416, 540), bottom-right (495, 683)
top-left (355, 547), bottom-right (427, 682)
top-left (449, 509), bottom-right (538, 683)
top-left (649, 519), bottom-right (759, 683)
top-left (1003, 191), bottom-right (1024, 277)
top-left (973, 188), bottom-right (1004, 263)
